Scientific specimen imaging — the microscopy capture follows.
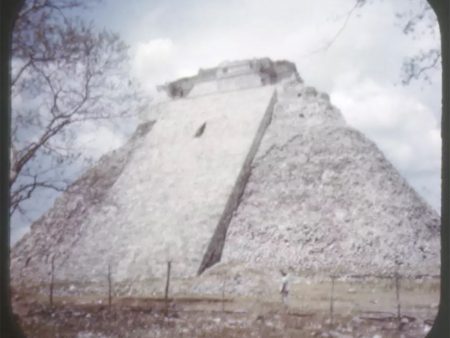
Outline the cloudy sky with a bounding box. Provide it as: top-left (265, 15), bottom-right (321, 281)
top-left (11, 0), bottom-right (442, 242)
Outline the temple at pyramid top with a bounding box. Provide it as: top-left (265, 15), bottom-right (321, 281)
top-left (157, 57), bottom-right (302, 98)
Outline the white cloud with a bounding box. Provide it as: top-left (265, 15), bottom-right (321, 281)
top-left (332, 79), bottom-right (441, 210)
top-left (132, 38), bottom-right (178, 91)
top-left (72, 122), bottom-right (127, 159)
top-left (332, 80), bottom-right (440, 167)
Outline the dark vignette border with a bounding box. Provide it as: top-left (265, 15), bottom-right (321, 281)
top-left (425, 0), bottom-right (450, 337)
top-left (1, 1), bottom-right (26, 337)
top-left (0, 1), bottom-right (448, 337)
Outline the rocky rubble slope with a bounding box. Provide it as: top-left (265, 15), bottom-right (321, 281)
top-left (221, 79), bottom-right (439, 277)
top-left (10, 122), bottom-right (155, 287)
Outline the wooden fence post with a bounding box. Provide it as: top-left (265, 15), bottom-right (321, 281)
top-left (395, 269), bottom-right (402, 330)
top-left (222, 278), bottom-right (226, 312)
top-left (164, 260), bottom-right (172, 317)
top-left (329, 275), bottom-right (336, 327)
top-left (108, 263), bottom-right (112, 309)
top-left (49, 255), bottom-right (55, 307)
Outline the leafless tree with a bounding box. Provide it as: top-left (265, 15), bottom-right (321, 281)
top-left (306, 0), bottom-right (440, 85)
top-left (10, 0), bottom-right (148, 216)
top-left (362, 0), bottom-right (440, 84)
top-left (397, 2), bottom-right (440, 84)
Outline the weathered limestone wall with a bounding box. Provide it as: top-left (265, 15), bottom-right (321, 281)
top-left (188, 80), bottom-right (219, 97)
top-left (198, 91), bottom-right (278, 274)
top-left (158, 58), bottom-right (299, 99)
top-left (217, 73), bottom-right (266, 93)
top-left (189, 74), bottom-right (267, 97)
top-left (12, 85), bottom-right (277, 291)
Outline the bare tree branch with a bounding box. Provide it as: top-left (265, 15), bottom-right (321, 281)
top-left (10, 0), bottom-right (149, 215)
top-left (402, 48), bottom-right (441, 85)
top-left (300, 0), bottom-right (366, 58)
top-left (356, 0), bottom-right (440, 85)
top-left (10, 174), bottom-right (66, 215)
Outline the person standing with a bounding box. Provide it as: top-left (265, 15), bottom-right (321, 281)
top-left (280, 270), bottom-right (289, 306)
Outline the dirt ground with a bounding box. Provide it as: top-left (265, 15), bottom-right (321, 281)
top-left (13, 297), bottom-right (436, 338)
top-left (12, 277), bottom-right (439, 337)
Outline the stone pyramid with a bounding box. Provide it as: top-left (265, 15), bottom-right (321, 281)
top-left (11, 58), bottom-right (439, 296)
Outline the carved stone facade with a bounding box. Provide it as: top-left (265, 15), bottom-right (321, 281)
top-left (157, 58), bottom-right (300, 98)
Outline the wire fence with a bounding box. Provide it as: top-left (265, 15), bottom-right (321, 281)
top-left (28, 259), bottom-right (439, 329)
